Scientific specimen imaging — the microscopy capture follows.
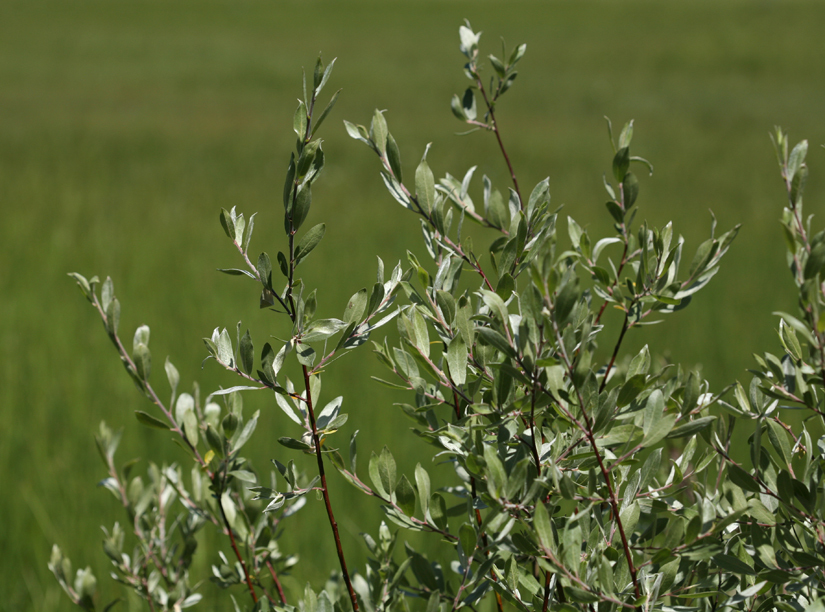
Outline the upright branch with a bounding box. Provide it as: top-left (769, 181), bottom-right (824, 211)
top-left (454, 22), bottom-right (526, 206)
top-left (281, 58), bottom-right (361, 612)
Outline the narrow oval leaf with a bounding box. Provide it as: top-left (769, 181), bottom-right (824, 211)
top-left (447, 335), bottom-right (468, 386)
top-left (415, 149), bottom-right (435, 215)
top-left (294, 223), bottom-right (326, 268)
top-left (343, 288), bottom-right (368, 324)
top-left (135, 410), bottom-right (169, 430)
top-left (395, 474), bottom-right (416, 516)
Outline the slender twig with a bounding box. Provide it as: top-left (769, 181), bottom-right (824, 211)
top-left (217, 480), bottom-right (258, 603)
top-left (266, 560), bottom-right (287, 605)
top-left (300, 363), bottom-right (360, 610)
top-left (273, 76), bottom-right (363, 612)
top-left (600, 310), bottom-right (631, 393)
top-left (471, 70), bottom-right (522, 205)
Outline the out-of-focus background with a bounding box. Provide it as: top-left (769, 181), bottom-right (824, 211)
top-left (2, 1), bottom-right (824, 610)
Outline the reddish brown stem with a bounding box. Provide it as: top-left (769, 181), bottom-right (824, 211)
top-left (217, 492), bottom-right (258, 604)
top-left (473, 73), bottom-right (522, 206)
top-left (266, 560), bottom-right (287, 605)
top-left (599, 311), bottom-right (630, 393)
top-left (542, 571), bottom-right (552, 612)
top-left (302, 364), bottom-right (360, 611)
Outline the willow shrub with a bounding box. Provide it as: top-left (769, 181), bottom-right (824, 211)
top-left (55, 21), bottom-right (825, 612)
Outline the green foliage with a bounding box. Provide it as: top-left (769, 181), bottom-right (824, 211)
top-left (57, 20), bottom-right (825, 612)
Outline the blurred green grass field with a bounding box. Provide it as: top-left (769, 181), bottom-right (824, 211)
top-left (2, 1), bottom-right (825, 610)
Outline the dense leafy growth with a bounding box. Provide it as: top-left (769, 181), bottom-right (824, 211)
top-left (58, 21), bottom-right (825, 612)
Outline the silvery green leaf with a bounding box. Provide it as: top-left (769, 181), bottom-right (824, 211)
top-left (219, 207), bottom-right (235, 239)
top-left (618, 119), bottom-right (634, 149)
top-left (133, 343), bottom-right (151, 380)
top-left (371, 109), bottom-right (388, 155)
top-left (317, 396), bottom-right (343, 430)
top-left (183, 409), bottom-right (198, 448)
top-left (272, 341), bottom-right (290, 379)
top-left (233, 212), bottom-right (245, 245)
top-left (415, 464), bottom-right (430, 519)
top-left (233, 410), bottom-right (258, 452)
top-left (377, 447), bottom-right (397, 500)
top-left (275, 392), bottom-right (302, 425)
top-left (217, 268), bottom-right (256, 278)
top-left (415, 146), bottom-right (435, 215)
top-left (133, 325), bottom-right (150, 352)
top-left (451, 94), bottom-right (466, 120)
top-left (217, 328), bottom-right (233, 367)
top-left (241, 211), bottom-right (256, 254)
top-left (458, 23), bottom-right (481, 58)
top-left (165, 356), bottom-right (179, 397)
top-left (508, 43), bottom-right (526, 65)
top-left (315, 56), bottom-right (335, 95)
top-left (294, 100), bottom-right (307, 138)
top-left (101, 277), bottom-right (113, 312)
top-left (343, 120), bottom-right (373, 149)
top-left (592, 237), bottom-right (621, 263)
top-left (380, 170), bottom-right (413, 210)
top-left (446, 335), bottom-right (467, 386)
top-left (642, 414), bottom-right (676, 448)
top-left (302, 318), bottom-right (347, 343)
top-left (787, 139), bottom-right (808, 182)
top-left (175, 392), bottom-right (195, 424)
top-left (68, 272), bottom-right (92, 301)
top-left (412, 308), bottom-right (430, 358)
top-left (343, 288), bottom-right (368, 324)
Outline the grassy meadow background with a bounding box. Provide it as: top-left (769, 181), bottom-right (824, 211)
top-left (2, 0), bottom-right (825, 610)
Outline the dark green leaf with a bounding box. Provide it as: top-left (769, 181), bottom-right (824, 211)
top-left (257, 253), bottom-right (272, 289)
top-left (386, 133), bottom-right (403, 181)
top-left (477, 327), bottom-right (516, 359)
top-left (135, 410), bottom-right (168, 430)
top-left (667, 416), bottom-right (716, 438)
top-left (278, 437), bottom-right (311, 451)
top-left (239, 330), bottom-right (254, 374)
top-left (728, 463), bottom-right (761, 494)
top-left (294, 223), bottom-right (326, 268)
top-left (612, 147), bottom-right (630, 183)
top-left (622, 171), bottom-right (639, 207)
top-left (395, 475), bottom-right (416, 516)
top-left (312, 89), bottom-right (341, 137)
top-left (292, 185), bottom-right (311, 231)
top-left (219, 208), bottom-right (235, 239)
